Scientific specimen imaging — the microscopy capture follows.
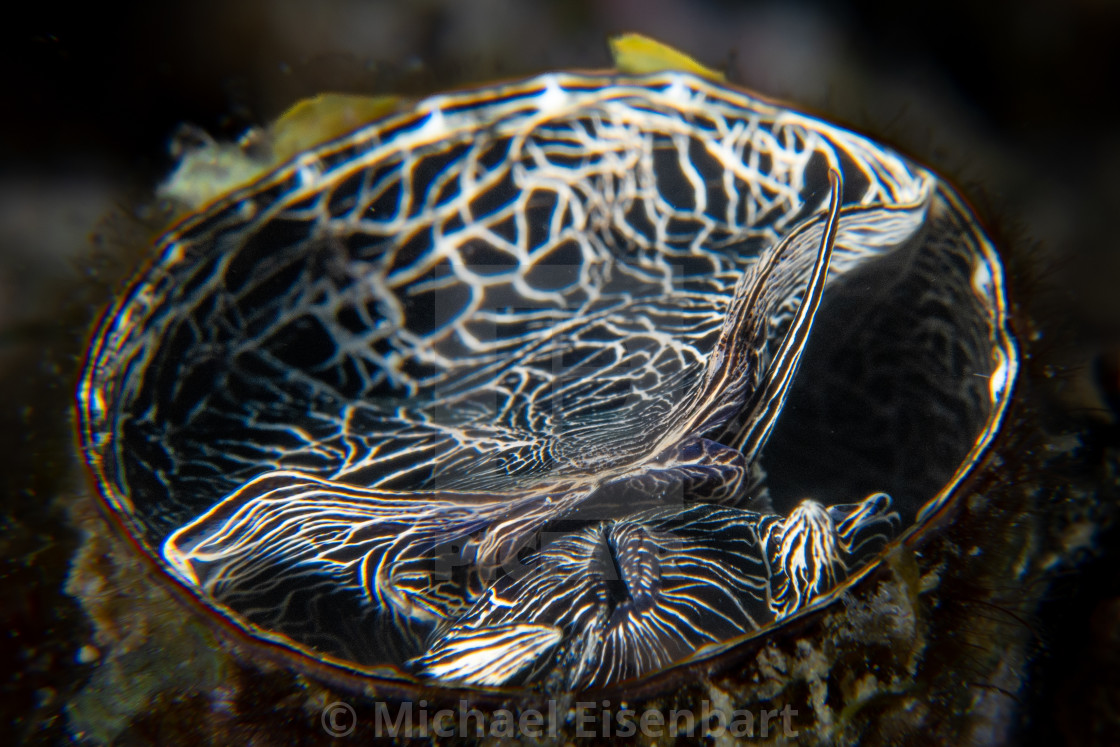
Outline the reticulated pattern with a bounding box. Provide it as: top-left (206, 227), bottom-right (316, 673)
top-left (78, 70), bottom-right (1012, 688)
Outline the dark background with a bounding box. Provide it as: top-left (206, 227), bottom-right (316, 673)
top-left (3, 1), bottom-right (1118, 744)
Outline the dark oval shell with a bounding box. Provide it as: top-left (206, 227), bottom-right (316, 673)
top-left (78, 70), bottom-right (1016, 691)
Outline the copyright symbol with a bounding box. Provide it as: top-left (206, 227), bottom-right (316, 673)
top-left (321, 701), bottom-right (356, 738)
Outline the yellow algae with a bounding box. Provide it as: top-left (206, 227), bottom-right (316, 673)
top-left (609, 32), bottom-right (725, 81)
top-left (266, 93), bottom-right (403, 164)
top-left (159, 93), bottom-right (403, 213)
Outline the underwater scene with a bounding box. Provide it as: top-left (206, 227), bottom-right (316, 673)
top-left (4, 1), bottom-right (1119, 744)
